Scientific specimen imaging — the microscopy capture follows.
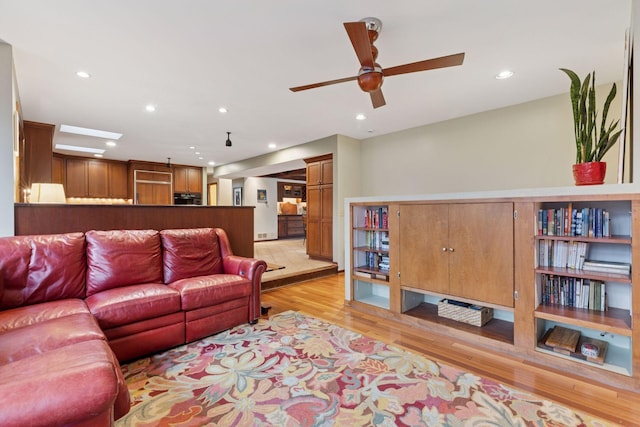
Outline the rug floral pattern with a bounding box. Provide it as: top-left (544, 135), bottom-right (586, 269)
top-left (118, 311), bottom-right (611, 426)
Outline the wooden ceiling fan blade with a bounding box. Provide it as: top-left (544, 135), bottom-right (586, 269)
top-left (370, 89), bottom-right (386, 108)
top-left (289, 76), bottom-right (357, 92)
top-left (344, 21), bottom-right (374, 68)
top-left (383, 52), bottom-right (465, 77)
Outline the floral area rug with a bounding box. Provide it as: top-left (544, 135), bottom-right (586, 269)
top-left (117, 311), bottom-right (611, 426)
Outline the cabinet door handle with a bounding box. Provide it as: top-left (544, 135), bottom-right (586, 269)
top-left (442, 247), bottom-right (448, 252)
top-left (448, 247), bottom-right (455, 252)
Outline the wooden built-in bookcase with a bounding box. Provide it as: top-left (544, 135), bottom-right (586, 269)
top-left (346, 191), bottom-right (640, 391)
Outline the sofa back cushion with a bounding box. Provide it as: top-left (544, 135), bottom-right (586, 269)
top-left (85, 229), bottom-right (163, 296)
top-left (0, 233), bottom-right (86, 309)
top-left (160, 228), bottom-right (223, 284)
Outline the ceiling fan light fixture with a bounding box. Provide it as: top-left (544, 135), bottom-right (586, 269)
top-left (225, 132), bottom-right (232, 147)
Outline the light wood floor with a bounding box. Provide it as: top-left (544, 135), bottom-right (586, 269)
top-left (261, 273), bottom-right (640, 426)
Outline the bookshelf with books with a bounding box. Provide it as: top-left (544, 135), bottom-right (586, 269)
top-left (346, 191), bottom-right (640, 390)
top-left (350, 204), bottom-right (394, 310)
top-left (534, 199), bottom-right (634, 376)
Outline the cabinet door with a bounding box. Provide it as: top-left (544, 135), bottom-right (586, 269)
top-left (65, 159), bottom-right (87, 197)
top-left (306, 219), bottom-right (321, 257)
top-left (187, 167), bottom-right (202, 193)
top-left (320, 160), bottom-right (333, 184)
top-left (52, 156), bottom-right (65, 185)
top-left (154, 183), bottom-right (173, 205)
top-left (109, 162), bottom-right (129, 198)
top-left (306, 186), bottom-right (321, 221)
top-left (399, 204), bottom-right (450, 294)
top-left (87, 160), bottom-right (109, 198)
top-left (320, 185), bottom-right (333, 258)
top-left (307, 162), bottom-right (321, 185)
top-left (448, 202), bottom-right (514, 307)
top-left (136, 182), bottom-right (172, 205)
top-left (173, 167), bottom-right (188, 193)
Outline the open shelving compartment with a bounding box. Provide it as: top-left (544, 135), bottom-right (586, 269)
top-left (401, 287), bottom-right (515, 345)
top-left (533, 199), bottom-right (633, 377)
top-left (350, 204), bottom-right (391, 310)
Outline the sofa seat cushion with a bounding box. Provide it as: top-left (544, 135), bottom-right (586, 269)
top-left (160, 228), bottom-right (223, 283)
top-left (0, 232), bottom-right (86, 309)
top-left (0, 299), bottom-right (89, 333)
top-left (86, 283), bottom-right (181, 329)
top-left (86, 229), bottom-right (163, 297)
top-left (169, 274), bottom-right (251, 311)
top-left (0, 313), bottom-right (105, 364)
top-left (0, 339), bottom-right (129, 427)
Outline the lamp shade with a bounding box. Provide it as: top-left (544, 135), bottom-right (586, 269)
top-left (30, 183), bottom-right (67, 203)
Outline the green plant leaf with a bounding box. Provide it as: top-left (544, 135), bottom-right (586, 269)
top-left (559, 68), bottom-right (620, 165)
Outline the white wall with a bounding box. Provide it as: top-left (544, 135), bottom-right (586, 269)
top-left (359, 87), bottom-right (623, 197)
top-left (244, 176), bottom-right (278, 241)
top-left (335, 135), bottom-right (361, 270)
top-left (216, 178), bottom-right (233, 206)
top-left (0, 43), bottom-right (15, 237)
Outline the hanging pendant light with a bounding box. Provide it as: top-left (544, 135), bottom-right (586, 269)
top-left (225, 132), bottom-right (232, 147)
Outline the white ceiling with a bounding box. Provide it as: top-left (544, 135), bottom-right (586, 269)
top-left (0, 1), bottom-right (632, 177)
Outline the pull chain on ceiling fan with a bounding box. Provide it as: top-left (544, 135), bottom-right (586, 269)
top-left (290, 17), bottom-right (465, 109)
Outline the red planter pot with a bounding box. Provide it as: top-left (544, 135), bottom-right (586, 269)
top-left (572, 162), bottom-right (606, 186)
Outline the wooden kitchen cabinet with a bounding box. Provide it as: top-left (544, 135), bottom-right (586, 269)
top-left (64, 157), bottom-right (129, 198)
top-left (305, 155), bottom-right (333, 260)
top-left (20, 121), bottom-right (54, 198)
top-left (173, 166), bottom-right (202, 194)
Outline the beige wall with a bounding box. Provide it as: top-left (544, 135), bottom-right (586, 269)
top-left (0, 43), bottom-right (15, 237)
top-left (359, 86), bottom-right (623, 197)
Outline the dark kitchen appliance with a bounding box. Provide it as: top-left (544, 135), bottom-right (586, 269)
top-left (173, 193), bottom-right (202, 205)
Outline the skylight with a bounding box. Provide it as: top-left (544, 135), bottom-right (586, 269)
top-left (59, 124), bottom-right (122, 140)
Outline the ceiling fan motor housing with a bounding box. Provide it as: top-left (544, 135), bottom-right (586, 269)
top-left (357, 66), bottom-right (383, 92)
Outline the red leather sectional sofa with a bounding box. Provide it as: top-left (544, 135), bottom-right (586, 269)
top-left (0, 227), bottom-right (267, 427)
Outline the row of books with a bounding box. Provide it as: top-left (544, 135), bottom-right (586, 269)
top-left (360, 230), bottom-right (389, 250)
top-left (537, 206), bottom-right (611, 238)
top-left (538, 240), bottom-right (588, 269)
top-left (540, 274), bottom-right (607, 311)
top-left (363, 207), bottom-right (388, 229)
top-left (361, 251), bottom-right (389, 271)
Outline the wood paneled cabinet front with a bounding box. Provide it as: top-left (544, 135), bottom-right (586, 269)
top-left (64, 158), bottom-right (128, 198)
top-left (173, 166), bottom-right (202, 194)
top-left (305, 155), bottom-right (333, 260)
top-left (399, 202), bottom-right (515, 307)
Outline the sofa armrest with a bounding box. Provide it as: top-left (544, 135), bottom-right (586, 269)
top-left (0, 340), bottom-right (126, 427)
top-left (222, 255), bottom-right (267, 322)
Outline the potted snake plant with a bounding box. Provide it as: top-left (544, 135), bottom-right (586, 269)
top-left (560, 68), bottom-right (622, 185)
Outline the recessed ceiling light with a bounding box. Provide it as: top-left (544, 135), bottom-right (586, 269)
top-left (195, 151), bottom-right (201, 155)
top-left (59, 124), bottom-right (122, 140)
top-left (356, 114), bottom-right (367, 121)
top-left (55, 144), bottom-right (106, 154)
top-left (268, 143), bottom-right (277, 149)
top-left (198, 156), bottom-right (204, 160)
top-left (189, 146), bottom-right (195, 150)
top-left (219, 107), bottom-right (228, 113)
top-left (145, 104), bottom-right (156, 112)
top-left (94, 153), bottom-right (103, 158)
top-left (76, 71), bottom-right (91, 78)
top-left (495, 70), bottom-right (514, 80)
top-left (208, 161), bottom-right (215, 166)
top-left (105, 141), bottom-right (116, 147)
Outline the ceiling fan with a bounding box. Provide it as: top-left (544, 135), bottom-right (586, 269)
top-left (289, 17), bottom-right (465, 109)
